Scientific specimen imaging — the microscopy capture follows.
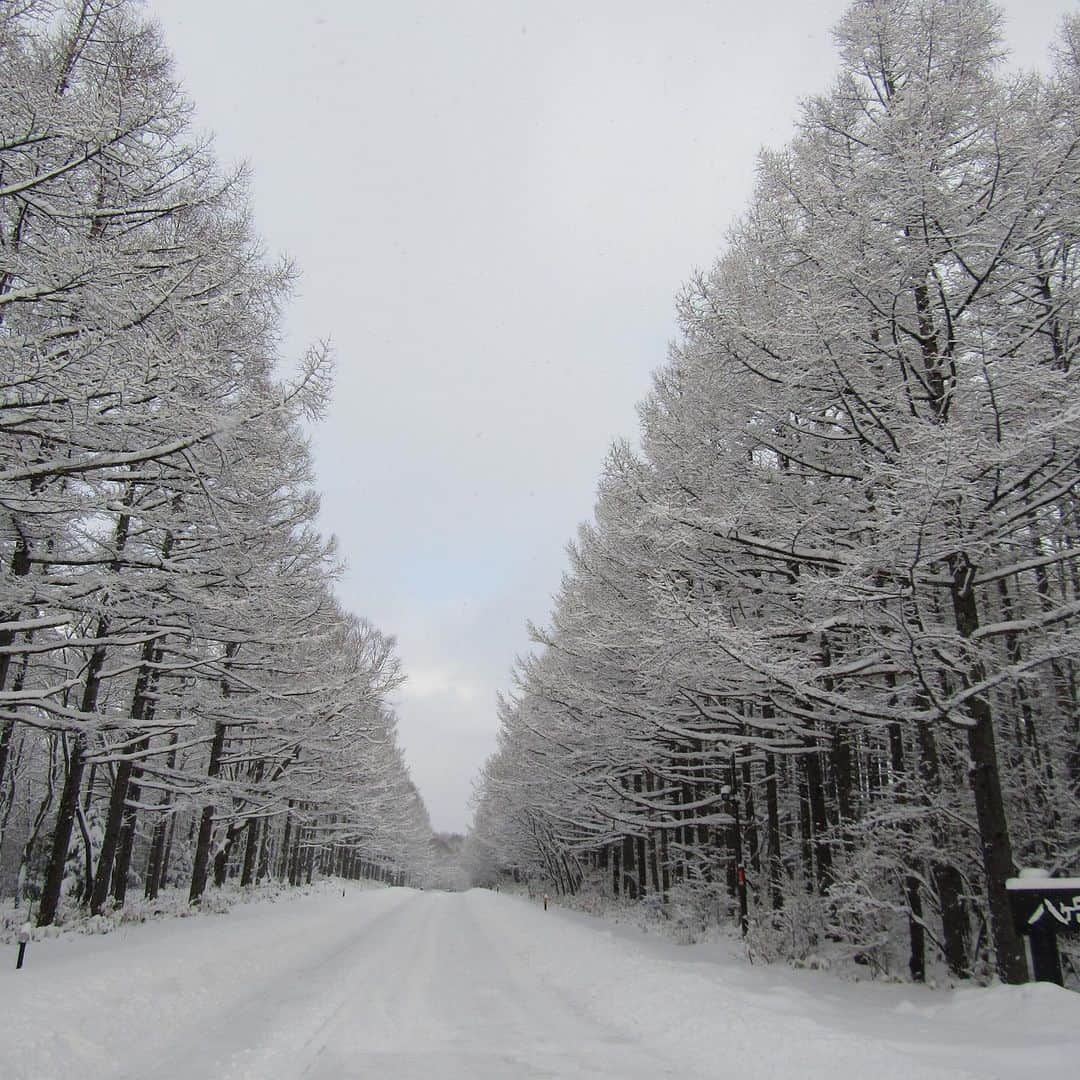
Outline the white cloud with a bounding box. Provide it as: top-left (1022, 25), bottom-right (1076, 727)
top-left (398, 665), bottom-right (482, 708)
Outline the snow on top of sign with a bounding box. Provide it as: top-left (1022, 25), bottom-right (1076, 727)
top-left (1006, 877), bottom-right (1080, 890)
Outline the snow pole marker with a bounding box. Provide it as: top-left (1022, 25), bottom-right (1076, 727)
top-left (736, 865), bottom-right (749, 938)
top-left (15, 923), bottom-right (30, 970)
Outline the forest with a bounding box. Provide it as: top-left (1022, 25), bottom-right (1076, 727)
top-left (470, 0), bottom-right (1080, 986)
top-left (0, 0), bottom-right (436, 929)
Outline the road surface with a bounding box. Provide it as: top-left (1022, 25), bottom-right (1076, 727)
top-left (2, 886), bottom-right (1076, 1078)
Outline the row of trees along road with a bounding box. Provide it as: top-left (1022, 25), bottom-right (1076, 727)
top-left (470, 0), bottom-right (1080, 985)
top-left (0, 0), bottom-right (435, 924)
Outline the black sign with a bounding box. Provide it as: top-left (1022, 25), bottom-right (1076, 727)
top-left (1006, 880), bottom-right (1080, 936)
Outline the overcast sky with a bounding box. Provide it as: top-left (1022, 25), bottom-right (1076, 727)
top-left (143, 0), bottom-right (1074, 833)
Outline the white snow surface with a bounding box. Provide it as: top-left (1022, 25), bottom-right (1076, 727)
top-left (1, 886), bottom-right (1076, 1079)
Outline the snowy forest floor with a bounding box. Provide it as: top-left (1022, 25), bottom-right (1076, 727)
top-left (1, 885), bottom-right (1076, 1079)
top-left (542, 885), bottom-right (1080, 990)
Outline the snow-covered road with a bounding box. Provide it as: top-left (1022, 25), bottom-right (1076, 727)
top-left (2, 886), bottom-right (1076, 1079)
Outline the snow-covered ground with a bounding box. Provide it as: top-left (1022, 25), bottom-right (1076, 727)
top-left (1, 886), bottom-right (1076, 1079)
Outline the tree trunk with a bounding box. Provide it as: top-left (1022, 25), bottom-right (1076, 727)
top-left (949, 565), bottom-right (1027, 983)
top-left (213, 822), bottom-right (244, 888)
top-left (190, 639), bottom-right (239, 904)
top-left (804, 746), bottom-right (832, 894)
top-left (15, 737), bottom-right (59, 907)
top-left (765, 752), bottom-right (784, 911)
top-left (112, 756), bottom-right (145, 907)
top-left (157, 812), bottom-right (179, 890)
top-left (90, 750), bottom-right (134, 913)
top-left (621, 833), bottom-right (637, 899)
top-left (915, 718), bottom-right (971, 978)
top-left (256, 814), bottom-right (272, 883)
top-left (144, 816), bottom-right (167, 901)
top-left (289, 823), bottom-right (304, 886)
top-left (278, 802), bottom-right (294, 881)
top-left (888, 721), bottom-right (926, 983)
top-left (241, 816), bottom-right (262, 886)
top-left (144, 734), bottom-right (179, 901)
top-left (37, 733), bottom-right (87, 927)
top-left (797, 757), bottom-right (814, 893)
top-left (188, 720), bottom-right (229, 904)
top-left (0, 532), bottom-right (33, 791)
top-left (742, 757), bottom-right (760, 875)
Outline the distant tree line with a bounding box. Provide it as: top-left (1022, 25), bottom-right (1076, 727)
top-left (0, 0), bottom-right (433, 925)
top-left (470, 0), bottom-right (1080, 985)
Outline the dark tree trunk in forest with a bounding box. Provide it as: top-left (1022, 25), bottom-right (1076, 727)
top-left (765, 752), bottom-right (784, 911)
top-left (621, 834), bottom-right (637, 899)
top-left (659, 823), bottom-right (671, 898)
top-left (91, 712), bottom-right (150, 913)
top-left (40, 632), bottom-right (113, 925)
top-left (37, 733), bottom-right (87, 927)
top-left (144, 735), bottom-right (179, 901)
top-left (821, 635), bottom-right (855, 838)
top-left (948, 565), bottom-right (1027, 984)
top-left (0, 718), bottom-right (14, 809)
top-left (915, 718), bottom-right (971, 978)
top-left (888, 721), bottom-right (926, 983)
top-left (0, 648), bottom-right (31, 852)
top-left (742, 757), bottom-right (760, 875)
top-left (256, 814), bottom-right (272, 883)
top-left (803, 745), bottom-right (832, 894)
top-left (797, 758), bottom-right (814, 893)
top-left (905, 876), bottom-right (927, 984)
top-left (189, 719), bottom-right (229, 904)
top-left (110, 643), bottom-right (165, 907)
top-left (213, 822), bottom-right (245, 888)
top-left (241, 816), bottom-right (262, 886)
top-left (82, 762), bottom-right (97, 813)
top-left (636, 832), bottom-right (647, 898)
top-left (15, 738), bottom-right (59, 906)
top-left (191, 641), bottom-right (240, 903)
top-left (145, 817), bottom-right (167, 901)
top-left (76, 797), bottom-right (95, 904)
top-left (112, 758), bottom-right (145, 907)
top-left (724, 761), bottom-right (739, 897)
top-left (90, 751), bottom-right (134, 913)
top-left (633, 774), bottom-right (647, 896)
top-left (0, 532), bottom-right (33, 790)
top-left (831, 730), bottom-right (855, 831)
top-left (289, 823), bottom-right (304, 886)
top-left (965, 711), bottom-right (1027, 982)
top-left (159, 812), bottom-right (178, 888)
top-left (279, 803), bottom-right (294, 881)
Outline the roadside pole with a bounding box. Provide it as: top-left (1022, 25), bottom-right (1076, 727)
top-left (15, 923), bottom-right (30, 970)
top-left (724, 760), bottom-right (749, 938)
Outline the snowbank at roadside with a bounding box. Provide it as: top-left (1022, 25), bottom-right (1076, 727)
top-left (491, 888), bottom-right (1078, 1080)
top-left (0, 876), bottom-right (381, 946)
